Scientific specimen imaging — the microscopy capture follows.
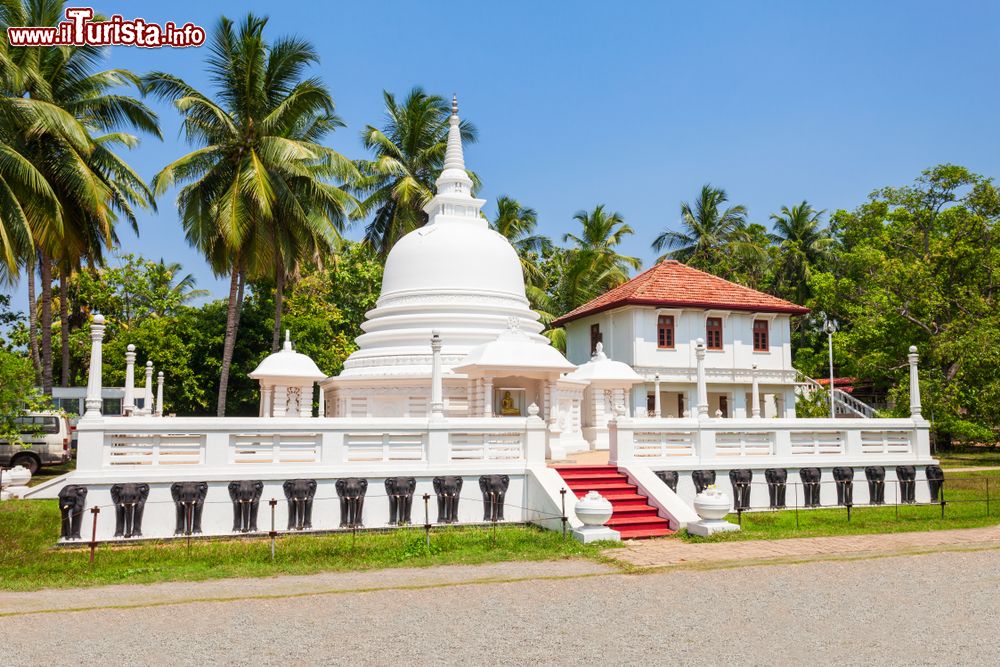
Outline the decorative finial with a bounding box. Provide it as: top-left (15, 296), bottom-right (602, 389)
top-left (146, 360), bottom-right (153, 368)
top-left (93, 313), bottom-right (105, 325)
top-left (283, 329), bottom-right (293, 352)
top-left (451, 94), bottom-right (458, 115)
top-left (127, 344), bottom-right (135, 352)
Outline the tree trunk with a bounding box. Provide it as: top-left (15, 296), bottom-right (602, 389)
top-left (271, 269), bottom-right (285, 352)
top-left (39, 249), bottom-right (53, 394)
top-left (60, 270), bottom-right (70, 387)
top-left (216, 265), bottom-right (242, 417)
top-left (26, 252), bottom-right (41, 380)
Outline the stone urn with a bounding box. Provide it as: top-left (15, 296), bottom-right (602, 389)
top-left (571, 491), bottom-right (620, 543)
top-left (693, 486), bottom-right (731, 521)
top-left (3, 465), bottom-right (32, 500)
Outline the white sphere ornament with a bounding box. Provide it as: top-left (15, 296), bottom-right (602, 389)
top-left (571, 490), bottom-right (621, 543)
top-left (5, 465), bottom-right (31, 487)
top-left (688, 485), bottom-right (741, 537)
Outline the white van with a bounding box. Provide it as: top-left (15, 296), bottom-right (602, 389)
top-left (0, 412), bottom-right (72, 474)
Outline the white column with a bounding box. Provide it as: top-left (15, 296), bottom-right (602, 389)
top-left (261, 385), bottom-right (273, 417)
top-left (751, 364), bottom-right (761, 418)
top-left (123, 344), bottom-right (136, 416)
top-left (143, 361), bottom-right (154, 416)
top-left (273, 385), bottom-right (287, 417)
top-left (299, 384), bottom-right (312, 417)
top-left (908, 345), bottom-right (922, 418)
top-left (695, 338), bottom-right (709, 419)
top-left (317, 386), bottom-right (325, 417)
top-left (83, 314), bottom-right (106, 418)
top-left (430, 330), bottom-right (444, 419)
top-left (653, 373), bottom-right (661, 418)
top-left (482, 376), bottom-right (493, 417)
top-left (155, 371), bottom-right (164, 417)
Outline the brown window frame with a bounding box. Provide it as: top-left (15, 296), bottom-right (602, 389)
top-left (657, 314), bottom-right (675, 349)
top-left (753, 319), bottom-right (769, 352)
top-left (706, 317), bottom-right (723, 350)
top-left (590, 323), bottom-right (603, 354)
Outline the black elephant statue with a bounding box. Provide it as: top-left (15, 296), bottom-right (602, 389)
top-left (171, 481), bottom-right (209, 535)
top-left (283, 479), bottom-right (317, 530)
top-left (110, 483), bottom-right (149, 538)
top-left (692, 470), bottom-right (716, 494)
top-left (728, 469), bottom-right (753, 511)
top-left (799, 468), bottom-right (822, 508)
top-left (335, 477), bottom-right (368, 528)
top-left (926, 465), bottom-right (945, 503)
top-left (228, 480), bottom-right (264, 533)
top-left (655, 470), bottom-right (679, 493)
top-left (385, 477), bottom-right (416, 525)
top-left (764, 468), bottom-right (787, 509)
top-left (896, 466), bottom-right (917, 504)
top-left (479, 475), bottom-right (510, 522)
top-left (58, 485), bottom-right (88, 540)
top-left (433, 476), bottom-right (463, 524)
top-left (832, 467), bottom-right (855, 507)
top-left (865, 466), bottom-right (886, 505)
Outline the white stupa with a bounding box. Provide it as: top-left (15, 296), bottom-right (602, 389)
top-left (321, 96), bottom-right (586, 450)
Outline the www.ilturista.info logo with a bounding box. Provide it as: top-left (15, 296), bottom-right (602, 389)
top-left (6, 7), bottom-right (205, 48)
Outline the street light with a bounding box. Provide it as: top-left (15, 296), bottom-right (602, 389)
top-left (823, 318), bottom-right (838, 418)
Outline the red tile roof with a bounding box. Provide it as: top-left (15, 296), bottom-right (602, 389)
top-left (551, 260), bottom-right (810, 326)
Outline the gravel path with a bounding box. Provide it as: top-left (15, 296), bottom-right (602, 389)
top-left (7, 550), bottom-right (1000, 666)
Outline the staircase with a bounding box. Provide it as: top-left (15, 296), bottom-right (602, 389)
top-left (797, 373), bottom-right (877, 418)
top-left (553, 465), bottom-right (674, 539)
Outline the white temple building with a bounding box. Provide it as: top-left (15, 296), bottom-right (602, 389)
top-left (24, 97), bottom-right (938, 543)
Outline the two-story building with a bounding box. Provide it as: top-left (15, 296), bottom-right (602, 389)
top-left (552, 260), bottom-right (810, 420)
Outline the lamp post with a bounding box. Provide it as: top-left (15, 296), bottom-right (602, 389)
top-left (823, 318), bottom-right (838, 419)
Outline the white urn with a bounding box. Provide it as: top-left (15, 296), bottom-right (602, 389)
top-left (3, 465), bottom-right (31, 488)
top-left (693, 486), bottom-right (731, 521)
top-left (574, 490), bottom-right (613, 526)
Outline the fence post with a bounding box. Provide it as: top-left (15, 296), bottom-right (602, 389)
top-left (793, 482), bottom-right (799, 530)
top-left (186, 502), bottom-right (193, 553)
top-left (894, 480), bottom-right (899, 521)
top-left (987, 478), bottom-right (991, 517)
top-left (88, 505), bottom-right (100, 564)
top-left (423, 493), bottom-right (431, 549)
top-left (269, 498), bottom-right (277, 562)
top-left (940, 479), bottom-right (946, 520)
top-left (560, 488), bottom-right (567, 540)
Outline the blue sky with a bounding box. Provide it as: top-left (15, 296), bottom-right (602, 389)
top-left (5, 0), bottom-right (1000, 308)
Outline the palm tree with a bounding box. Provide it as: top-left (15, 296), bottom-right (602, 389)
top-left (769, 200), bottom-right (830, 303)
top-left (355, 88), bottom-right (477, 258)
top-left (145, 13), bottom-right (356, 414)
top-left (147, 259), bottom-right (209, 317)
top-left (652, 184), bottom-right (749, 268)
top-left (563, 204), bottom-right (641, 287)
top-left (3, 0), bottom-right (160, 391)
top-left (490, 195), bottom-right (550, 287)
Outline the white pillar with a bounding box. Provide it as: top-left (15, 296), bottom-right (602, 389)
top-left (908, 345), bottom-right (922, 418)
top-left (143, 361), bottom-right (154, 416)
top-left (483, 376), bottom-right (493, 417)
top-left (155, 371), bottom-right (164, 417)
top-left (123, 344), bottom-right (136, 416)
top-left (83, 314), bottom-right (106, 418)
top-left (653, 373), bottom-right (661, 418)
top-left (317, 386), bottom-right (325, 417)
top-left (695, 338), bottom-right (709, 419)
top-left (273, 385), bottom-right (287, 417)
top-left (430, 330), bottom-right (444, 419)
top-left (751, 364), bottom-right (761, 418)
top-left (261, 385), bottom-right (273, 417)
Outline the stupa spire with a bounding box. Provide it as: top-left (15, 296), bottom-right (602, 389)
top-left (423, 92), bottom-right (485, 224)
top-left (442, 94), bottom-right (466, 173)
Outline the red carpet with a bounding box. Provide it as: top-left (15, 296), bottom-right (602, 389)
top-left (552, 465), bottom-right (674, 539)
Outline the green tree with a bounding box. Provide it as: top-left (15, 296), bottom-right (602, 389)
top-left (769, 200), bottom-right (830, 303)
top-left (490, 195), bottom-right (550, 289)
top-left (355, 88), bottom-right (477, 258)
top-left (145, 13), bottom-right (356, 414)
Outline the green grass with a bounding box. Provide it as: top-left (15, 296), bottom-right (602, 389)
top-left (28, 460), bottom-right (75, 486)
top-left (935, 445), bottom-right (1000, 469)
top-left (0, 500), bottom-right (616, 592)
top-left (681, 469), bottom-right (1000, 542)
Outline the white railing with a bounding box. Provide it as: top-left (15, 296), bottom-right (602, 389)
top-left (797, 373), bottom-right (877, 418)
top-left (77, 415), bottom-right (547, 471)
top-left (611, 416), bottom-right (931, 467)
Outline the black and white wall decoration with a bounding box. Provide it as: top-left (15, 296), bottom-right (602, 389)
top-left (896, 466), bottom-right (917, 504)
top-left (479, 474), bottom-right (510, 522)
top-left (283, 479), bottom-right (317, 530)
top-left (228, 480), bottom-right (263, 533)
top-left (171, 481), bottom-right (208, 535)
top-left (335, 477), bottom-right (368, 528)
top-left (110, 483), bottom-right (149, 538)
top-left (433, 476), bottom-right (463, 524)
top-left (832, 467), bottom-right (854, 507)
top-left (692, 470), bottom-right (716, 494)
top-left (729, 469), bottom-right (753, 511)
top-left (926, 465), bottom-right (945, 503)
top-left (764, 468), bottom-right (787, 509)
top-left (58, 485), bottom-right (88, 540)
top-left (385, 477), bottom-right (416, 525)
top-left (799, 468), bottom-right (822, 507)
top-left (655, 470), bottom-right (679, 492)
top-left (865, 466), bottom-right (886, 505)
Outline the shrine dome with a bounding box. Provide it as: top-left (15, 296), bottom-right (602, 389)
top-left (337, 97), bottom-right (551, 379)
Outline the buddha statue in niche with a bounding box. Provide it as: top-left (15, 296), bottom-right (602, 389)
top-left (500, 390), bottom-right (520, 416)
